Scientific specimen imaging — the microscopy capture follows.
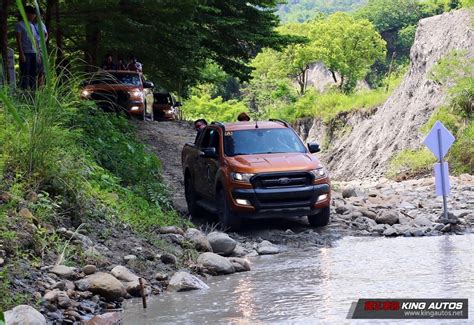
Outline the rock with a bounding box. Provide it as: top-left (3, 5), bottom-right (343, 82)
top-left (155, 272), bottom-right (168, 281)
top-left (123, 254), bottom-right (137, 262)
top-left (167, 271), bottom-right (209, 292)
top-left (64, 310), bottom-right (82, 320)
top-left (359, 208), bottom-right (377, 220)
top-left (85, 246), bottom-right (101, 257)
top-left (245, 250), bottom-right (259, 258)
top-left (185, 228), bottom-right (212, 252)
top-left (161, 253), bottom-right (178, 265)
top-left (18, 207), bottom-right (35, 220)
top-left (75, 272), bottom-right (125, 301)
top-left (197, 252), bottom-right (235, 274)
top-left (335, 205), bottom-right (350, 214)
top-left (83, 265), bottom-right (97, 275)
top-left (158, 226), bottom-right (185, 236)
top-left (111, 265), bottom-right (139, 282)
top-left (43, 289), bottom-right (60, 302)
top-left (441, 224), bottom-right (451, 232)
top-left (228, 257), bottom-right (251, 272)
top-left (342, 187), bottom-right (357, 198)
top-left (375, 211), bottom-right (399, 225)
top-left (370, 224), bottom-right (385, 234)
top-left (207, 232), bottom-right (236, 256)
top-left (256, 240), bottom-right (279, 255)
top-left (50, 265), bottom-right (75, 278)
top-left (433, 223), bottom-right (444, 231)
top-left (232, 245), bottom-right (246, 257)
top-left (0, 257), bottom-right (4, 266)
top-left (86, 312), bottom-right (122, 325)
top-left (0, 192), bottom-right (12, 202)
top-left (4, 305), bottom-right (46, 325)
top-left (413, 215), bottom-right (432, 227)
top-left (25, 191), bottom-right (39, 202)
top-left (160, 233), bottom-right (185, 245)
top-left (57, 291), bottom-right (71, 308)
top-left (383, 226), bottom-right (398, 236)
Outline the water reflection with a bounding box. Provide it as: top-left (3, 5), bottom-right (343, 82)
top-left (123, 235), bottom-right (473, 324)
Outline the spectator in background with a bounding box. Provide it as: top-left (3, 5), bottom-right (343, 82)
top-left (127, 57), bottom-right (143, 73)
top-left (117, 58), bottom-right (127, 70)
top-left (237, 112), bottom-right (250, 121)
top-left (33, 9), bottom-right (48, 87)
top-left (101, 54), bottom-right (116, 70)
top-left (16, 5), bottom-right (38, 89)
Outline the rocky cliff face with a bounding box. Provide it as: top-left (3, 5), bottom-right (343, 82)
top-left (297, 9), bottom-right (474, 181)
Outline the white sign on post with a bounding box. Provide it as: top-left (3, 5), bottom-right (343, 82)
top-left (423, 120), bottom-right (455, 220)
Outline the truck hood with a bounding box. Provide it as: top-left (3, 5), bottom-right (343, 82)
top-left (226, 153), bottom-right (323, 173)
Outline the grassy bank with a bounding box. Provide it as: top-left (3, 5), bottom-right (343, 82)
top-left (0, 74), bottom-right (187, 311)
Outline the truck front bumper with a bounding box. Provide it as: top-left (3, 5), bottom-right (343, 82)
top-left (231, 183), bottom-right (330, 219)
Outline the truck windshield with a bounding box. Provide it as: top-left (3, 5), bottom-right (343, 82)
top-left (89, 73), bottom-right (141, 87)
top-left (224, 128), bottom-right (307, 156)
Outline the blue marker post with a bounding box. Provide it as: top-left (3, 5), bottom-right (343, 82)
top-left (423, 121), bottom-right (455, 221)
top-left (437, 128), bottom-right (448, 220)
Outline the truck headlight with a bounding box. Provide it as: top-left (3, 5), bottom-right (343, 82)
top-left (129, 90), bottom-right (143, 98)
top-left (310, 168), bottom-right (326, 180)
top-left (231, 172), bottom-right (255, 183)
top-left (81, 89), bottom-right (91, 97)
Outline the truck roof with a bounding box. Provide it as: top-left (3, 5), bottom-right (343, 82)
top-left (223, 121), bottom-right (287, 131)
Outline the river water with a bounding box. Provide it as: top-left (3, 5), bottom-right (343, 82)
top-left (123, 235), bottom-right (473, 324)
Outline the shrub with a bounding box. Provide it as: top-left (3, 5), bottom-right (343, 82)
top-left (182, 93), bottom-right (249, 122)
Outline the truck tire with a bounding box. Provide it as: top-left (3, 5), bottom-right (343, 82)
top-left (308, 207), bottom-right (330, 227)
top-left (185, 176), bottom-right (202, 218)
top-left (217, 189), bottom-right (241, 231)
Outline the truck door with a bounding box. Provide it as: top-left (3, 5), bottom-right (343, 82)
top-left (197, 128), bottom-right (220, 199)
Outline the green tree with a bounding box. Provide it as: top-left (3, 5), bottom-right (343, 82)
top-left (309, 13), bottom-right (386, 92)
top-left (277, 0), bottom-right (367, 23)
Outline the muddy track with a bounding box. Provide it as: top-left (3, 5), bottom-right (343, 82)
top-left (136, 120), bottom-right (195, 214)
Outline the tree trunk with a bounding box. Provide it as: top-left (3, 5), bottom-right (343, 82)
top-left (0, 0), bottom-right (10, 82)
top-left (45, 0), bottom-right (54, 47)
top-left (84, 22), bottom-right (100, 72)
top-left (330, 70), bottom-right (338, 84)
top-left (54, 0), bottom-right (63, 66)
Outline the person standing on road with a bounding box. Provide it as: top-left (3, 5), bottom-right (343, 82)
top-left (101, 54), bottom-right (116, 70)
top-left (33, 9), bottom-right (48, 87)
top-left (15, 5), bottom-right (38, 89)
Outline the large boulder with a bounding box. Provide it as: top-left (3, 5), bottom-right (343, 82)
top-left (185, 228), bottom-right (212, 252)
top-left (197, 252), bottom-right (235, 274)
top-left (167, 271), bottom-right (209, 292)
top-left (86, 312), bottom-right (122, 325)
top-left (5, 305), bottom-right (46, 325)
top-left (207, 232), bottom-right (236, 256)
top-left (375, 211), bottom-right (399, 225)
top-left (75, 272), bottom-right (125, 301)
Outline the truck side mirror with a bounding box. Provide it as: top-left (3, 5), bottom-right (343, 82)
top-left (200, 147), bottom-right (217, 159)
top-left (308, 143), bottom-right (320, 153)
top-left (143, 81), bottom-right (154, 88)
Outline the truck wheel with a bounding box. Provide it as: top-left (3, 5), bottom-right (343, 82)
top-left (217, 189), bottom-right (241, 231)
top-left (185, 176), bottom-right (202, 218)
top-left (308, 207), bottom-right (330, 227)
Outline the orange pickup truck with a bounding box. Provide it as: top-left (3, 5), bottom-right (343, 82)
top-left (182, 120), bottom-right (331, 230)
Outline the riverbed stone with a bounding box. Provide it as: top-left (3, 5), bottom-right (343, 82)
top-left (231, 245), bottom-right (246, 257)
top-left (376, 211), bottom-right (399, 225)
top-left (56, 291), bottom-right (71, 308)
top-left (257, 240), bottom-right (279, 255)
top-left (5, 305), bottom-right (46, 325)
top-left (123, 254), bottom-right (137, 262)
top-left (111, 265), bottom-right (138, 282)
top-left (75, 272), bottom-right (125, 301)
top-left (158, 225), bottom-right (185, 236)
top-left (83, 265), bottom-right (96, 275)
top-left (197, 252), bottom-right (235, 274)
top-left (342, 187), bottom-right (357, 198)
top-left (228, 257), bottom-right (251, 272)
top-left (161, 253), bottom-right (178, 265)
top-left (207, 232), bottom-right (236, 256)
top-left (50, 265), bottom-right (75, 278)
top-left (167, 271), bottom-right (209, 292)
top-left (413, 215), bottom-right (432, 227)
top-left (382, 226), bottom-right (397, 236)
top-left (86, 312), bottom-right (122, 325)
top-left (185, 228), bottom-right (212, 252)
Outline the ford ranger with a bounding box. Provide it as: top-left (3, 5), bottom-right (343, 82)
top-left (182, 120), bottom-right (331, 230)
